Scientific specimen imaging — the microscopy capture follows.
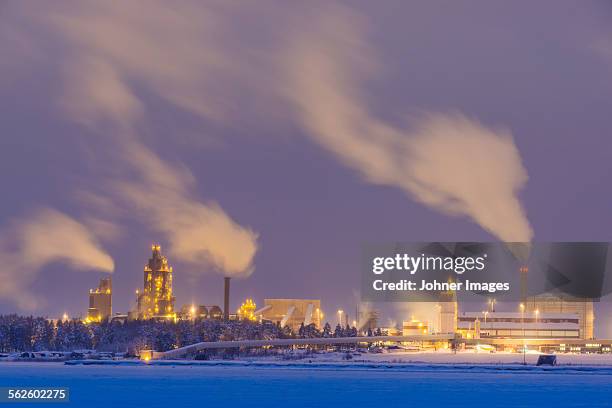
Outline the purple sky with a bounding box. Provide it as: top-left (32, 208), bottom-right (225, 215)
top-left (1, 1), bottom-right (611, 334)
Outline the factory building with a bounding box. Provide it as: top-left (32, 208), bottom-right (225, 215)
top-left (87, 277), bottom-right (112, 322)
top-left (136, 245), bottom-right (176, 319)
top-left (258, 299), bottom-right (321, 332)
top-left (433, 281), bottom-right (458, 334)
top-left (194, 305), bottom-right (222, 319)
top-left (525, 294), bottom-right (594, 339)
top-left (438, 301), bottom-right (458, 334)
top-left (237, 298), bottom-right (257, 321)
top-left (208, 305), bottom-right (223, 319)
top-left (380, 326), bottom-right (401, 336)
top-left (176, 304), bottom-right (223, 320)
top-left (402, 319), bottom-right (429, 335)
top-left (197, 305), bottom-right (209, 319)
top-left (457, 311), bottom-right (581, 339)
top-left (358, 309), bottom-right (379, 332)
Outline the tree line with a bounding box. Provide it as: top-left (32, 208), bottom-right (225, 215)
top-left (0, 314), bottom-right (369, 353)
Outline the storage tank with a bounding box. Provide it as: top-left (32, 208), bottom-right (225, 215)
top-left (209, 305), bottom-right (223, 319)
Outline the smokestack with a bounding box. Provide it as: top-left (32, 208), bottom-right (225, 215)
top-left (520, 266), bottom-right (528, 305)
top-left (224, 277), bottom-right (231, 320)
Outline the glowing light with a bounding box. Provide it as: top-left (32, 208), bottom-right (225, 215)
top-left (238, 298), bottom-right (257, 321)
top-left (138, 245), bottom-right (175, 319)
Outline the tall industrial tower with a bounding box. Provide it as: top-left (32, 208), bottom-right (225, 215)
top-left (87, 276), bottom-right (112, 322)
top-left (438, 281), bottom-right (458, 334)
top-left (137, 245), bottom-right (176, 319)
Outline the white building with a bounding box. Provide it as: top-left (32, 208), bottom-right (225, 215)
top-left (437, 301), bottom-right (457, 334)
top-left (457, 311), bottom-right (580, 339)
top-left (526, 294), bottom-right (594, 339)
top-left (258, 299), bottom-right (321, 331)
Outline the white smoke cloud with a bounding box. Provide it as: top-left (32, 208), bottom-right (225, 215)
top-left (42, 2), bottom-right (259, 277)
top-left (284, 10), bottom-right (533, 242)
top-left (82, 217), bottom-right (124, 244)
top-left (112, 140), bottom-right (258, 276)
top-left (0, 208), bottom-right (114, 310)
top-left (60, 56), bottom-right (144, 128)
top-left (1, 0), bottom-right (532, 299)
top-left (47, 0), bottom-right (240, 122)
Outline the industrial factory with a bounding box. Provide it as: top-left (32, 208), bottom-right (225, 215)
top-left (135, 245), bottom-right (176, 319)
top-left (82, 244), bottom-right (605, 355)
top-left (85, 245), bottom-right (324, 331)
top-left (257, 299), bottom-right (322, 331)
top-left (86, 277), bottom-right (112, 323)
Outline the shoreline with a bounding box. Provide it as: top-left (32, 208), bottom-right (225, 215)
top-left (6, 350), bottom-right (612, 368)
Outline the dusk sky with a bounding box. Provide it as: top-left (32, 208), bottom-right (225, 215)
top-left (1, 1), bottom-right (611, 334)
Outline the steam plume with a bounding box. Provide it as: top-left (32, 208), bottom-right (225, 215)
top-left (0, 209), bottom-right (114, 310)
top-left (113, 140), bottom-right (258, 276)
top-left (284, 10), bottom-right (533, 242)
top-left (3, 0), bottom-right (532, 279)
top-left (45, 2), bottom-right (259, 276)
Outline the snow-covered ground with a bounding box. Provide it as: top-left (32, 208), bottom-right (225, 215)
top-left (1, 358), bottom-right (612, 407)
top-left (8, 349), bottom-right (612, 367)
top-left (301, 349), bottom-right (612, 366)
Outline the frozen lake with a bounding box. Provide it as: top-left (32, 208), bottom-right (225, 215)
top-left (1, 362), bottom-right (611, 407)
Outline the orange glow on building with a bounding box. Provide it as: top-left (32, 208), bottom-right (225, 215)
top-left (237, 298), bottom-right (257, 321)
top-left (136, 245), bottom-right (175, 319)
top-left (87, 277), bottom-right (112, 322)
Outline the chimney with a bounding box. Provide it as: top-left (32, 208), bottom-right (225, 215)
top-left (224, 277), bottom-right (231, 320)
top-left (519, 266), bottom-right (528, 305)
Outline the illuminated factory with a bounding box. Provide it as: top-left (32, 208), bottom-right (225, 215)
top-left (457, 311), bottom-right (582, 339)
top-left (258, 299), bottom-right (322, 331)
top-left (136, 245), bottom-right (176, 319)
top-left (237, 298), bottom-right (257, 321)
top-left (86, 277), bottom-right (112, 322)
top-left (525, 294), bottom-right (594, 339)
top-left (402, 319), bottom-right (429, 335)
top-left (78, 241), bottom-right (603, 356)
top-left (178, 304), bottom-right (223, 320)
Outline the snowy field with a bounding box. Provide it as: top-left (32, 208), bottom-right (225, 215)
top-left (1, 360), bottom-right (612, 407)
top-left (304, 350), bottom-right (612, 366)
